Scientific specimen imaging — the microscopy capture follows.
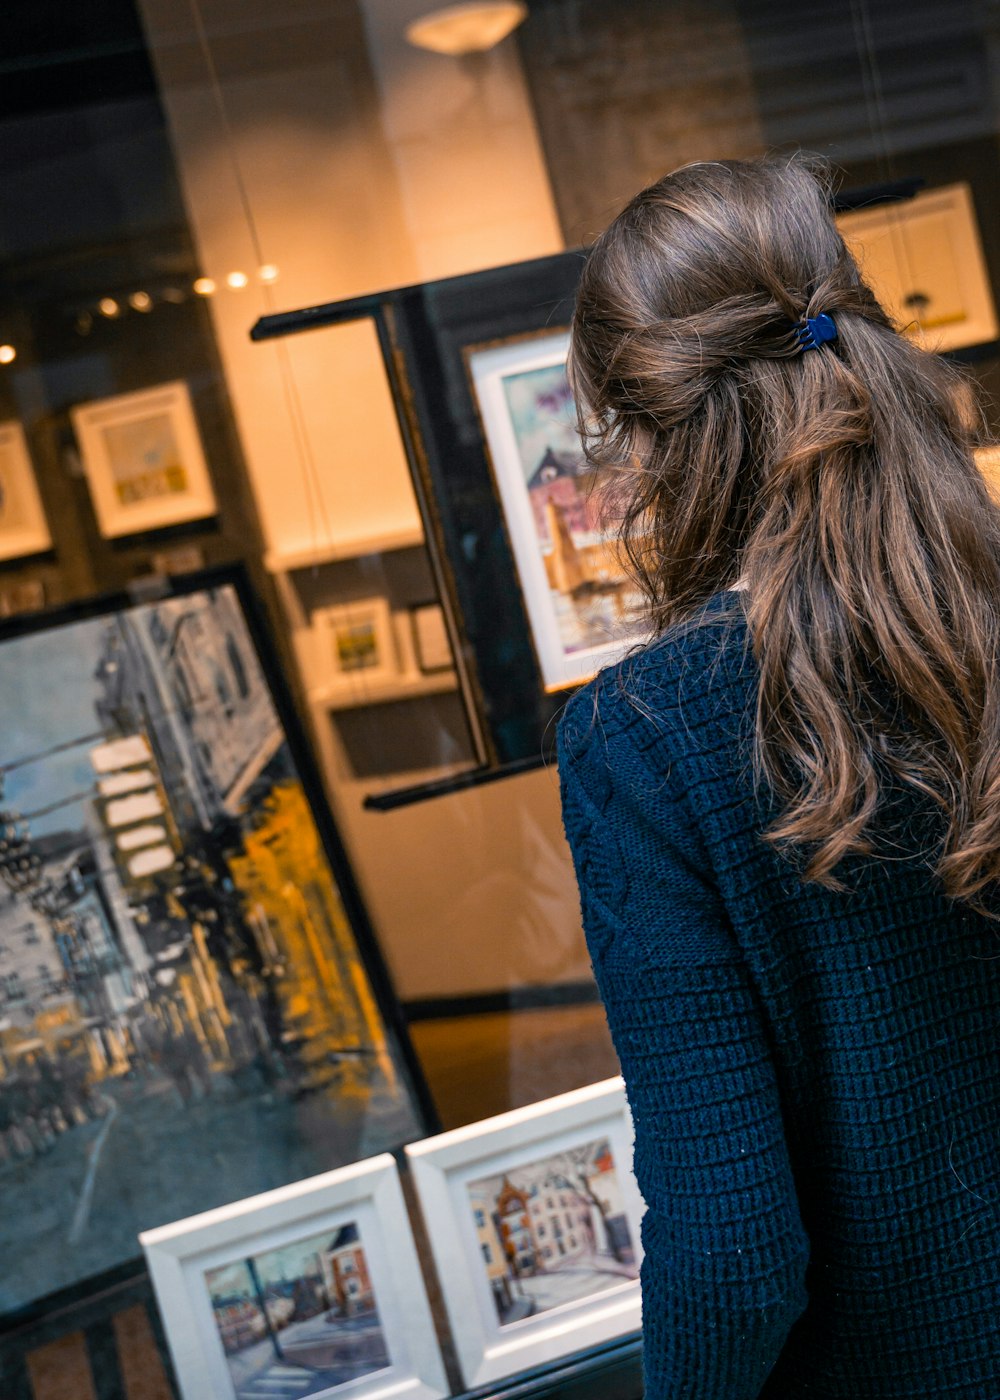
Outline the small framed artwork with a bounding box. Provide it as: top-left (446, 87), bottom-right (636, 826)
top-left (0, 421), bottom-right (52, 561)
top-left (70, 380), bottom-right (218, 538)
top-left (141, 1153), bottom-right (449, 1400)
top-left (837, 182), bottom-right (998, 352)
top-left (409, 603), bottom-right (453, 675)
top-left (466, 330), bottom-right (647, 691)
top-left (313, 597), bottom-right (399, 690)
top-left (406, 1078), bottom-right (643, 1390)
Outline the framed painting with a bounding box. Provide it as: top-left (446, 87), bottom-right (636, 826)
top-left (0, 422), bottom-right (52, 562)
top-left (141, 1154), bottom-right (448, 1400)
top-left (312, 598), bottom-right (399, 695)
top-left (408, 604), bottom-right (453, 676)
top-left (837, 182), bottom-right (998, 352)
top-left (0, 567), bottom-right (434, 1321)
top-left (407, 1078), bottom-right (643, 1389)
top-left (466, 330), bottom-right (646, 691)
top-left (70, 381), bottom-right (218, 538)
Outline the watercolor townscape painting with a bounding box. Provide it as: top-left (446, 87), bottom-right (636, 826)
top-left (205, 1222), bottom-right (389, 1400)
top-left (468, 331), bottom-right (646, 690)
top-left (0, 580), bottom-right (423, 1314)
top-left (467, 1136), bottom-right (638, 1328)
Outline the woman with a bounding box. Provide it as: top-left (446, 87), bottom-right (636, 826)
top-left (558, 154), bottom-right (1000, 1398)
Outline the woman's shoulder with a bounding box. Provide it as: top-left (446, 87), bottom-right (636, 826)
top-left (557, 589), bottom-right (753, 780)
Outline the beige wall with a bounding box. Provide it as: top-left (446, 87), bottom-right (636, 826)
top-left (137, 0), bottom-right (583, 1000)
top-left (343, 765), bottom-right (591, 1000)
top-left (360, 0), bottom-right (563, 282)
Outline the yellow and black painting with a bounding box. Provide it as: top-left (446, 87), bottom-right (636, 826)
top-left (0, 581), bottom-right (425, 1314)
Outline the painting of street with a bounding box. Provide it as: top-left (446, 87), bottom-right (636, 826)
top-left (206, 1221), bottom-right (389, 1399)
top-left (0, 582), bottom-right (423, 1314)
top-left (498, 357), bottom-right (646, 664)
top-left (467, 1136), bottom-right (638, 1328)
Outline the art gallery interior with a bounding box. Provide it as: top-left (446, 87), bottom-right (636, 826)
top-left (3, 0), bottom-right (1000, 1395)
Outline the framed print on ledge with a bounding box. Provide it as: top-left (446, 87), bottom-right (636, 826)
top-left (141, 1154), bottom-right (448, 1400)
top-left (0, 421), bottom-right (52, 561)
top-left (312, 597), bottom-right (399, 695)
top-left (466, 330), bottom-right (646, 692)
top-left (0, 566), bottom-right (432, 1322)
top-left (70, 380), bottom-right (218, 538)
top-left (407, 1077), bottom-right (643, 1390)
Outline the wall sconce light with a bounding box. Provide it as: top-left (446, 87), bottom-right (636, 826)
top-left (405, 2), bottom-right (528, 56)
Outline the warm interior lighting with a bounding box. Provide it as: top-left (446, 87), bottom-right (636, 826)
top-left (405, 2), bottom-right (528, 55)
top-left (258, 264), bottom-right (280, 283)
top-left (193, 277), bottom-right (217, 296)
top-left (0, 345), bottom-right (16, 364)
top-left (129, 291), bottom-right (153, 312)
top-left (226, 270), bottom-right (249, 289)
top-left (98, 297), bottom-right (121, 318)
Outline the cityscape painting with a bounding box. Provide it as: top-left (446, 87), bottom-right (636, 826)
top-left (0, 574), bottom-right (425, 1315)
top-left (467, 330), bottom-right (646, 691)
top-left (205, 1221), bottom-right (389, 1399)
top-left (466, 1136), bottom-right (638, 1328)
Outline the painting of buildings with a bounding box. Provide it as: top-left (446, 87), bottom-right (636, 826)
top-left (468, 330), bottom-right (649, 688)
top-left (500, 361), bottom-right (646, 670)
top-left (0, 581), bottom-right (423, 1315)
top-left (466, 1136), bottom-right (637, 1327)
top-left (205, 1221), bottom-right (389, 1399)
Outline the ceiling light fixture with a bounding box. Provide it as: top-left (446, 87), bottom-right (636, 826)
top-left (129, 291), bottom-right (153, 312)
top-left (193, 277), bottom-right (217, 296)
top-left (98, 297), bottom-right (121, 318)
top-left (405, 2), bottom-right (528, 56)
top-left (226, 270), bottom-right (249, 289)
top-left (0, 344), bottom-right (16, 364)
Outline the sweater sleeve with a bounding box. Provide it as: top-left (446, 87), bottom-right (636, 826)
top-left (557, 687), bottom-right (810, 1400)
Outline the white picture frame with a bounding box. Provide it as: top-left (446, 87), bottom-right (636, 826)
top-left (312, 597), bottom-right (399, 692)
top-left (406, 1078), bottom-right (643, 1390)
top-left (465, 330), bottom-right (647, 692)
top-left (70, 380), bottom-right (218, 538)
top-left (408, 603), bottom-right (453, 675)
top-left (837, 182), bottom-right (998, 352)
top-left (0, 421), bottom-right (51, 561)
top-left (140, 1154), bottom-right (449, 1400)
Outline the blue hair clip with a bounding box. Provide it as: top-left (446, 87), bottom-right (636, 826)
top-left (793, 312), bottom-right (838, 353)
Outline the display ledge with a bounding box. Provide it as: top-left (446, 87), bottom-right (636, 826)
top-left (310, 669), bottom-right (459, 710)
top-left (462, 1333), bottom-right (643, 1400)
top-left (265, 526), bottom-right (426, 572)
top-left (363, 753), bottom-right (549, 810)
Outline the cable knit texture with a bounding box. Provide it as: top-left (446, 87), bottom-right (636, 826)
top-left (557, 591), bottom-right (1000, 1398)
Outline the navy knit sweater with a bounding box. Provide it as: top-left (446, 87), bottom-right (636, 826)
top-left (557, 591), bottom-right (1000, 1398)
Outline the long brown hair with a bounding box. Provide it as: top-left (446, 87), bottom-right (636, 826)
top-left (570, 153), bottom-right (1000, 905)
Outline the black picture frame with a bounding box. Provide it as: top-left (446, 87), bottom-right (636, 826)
top-left (0, 563), bottom-right (438, 1329)
top-left (253, 251), bottom-right (587, 771)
